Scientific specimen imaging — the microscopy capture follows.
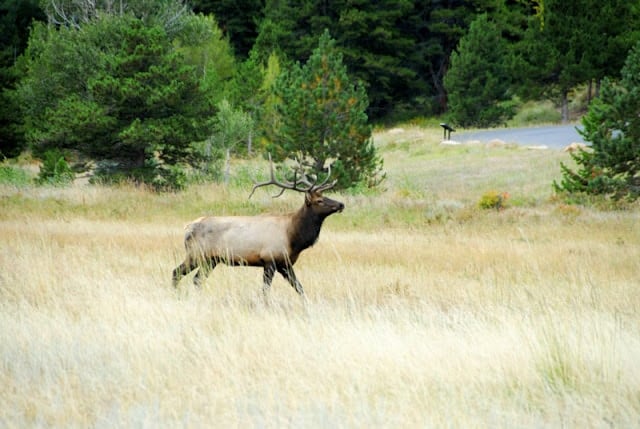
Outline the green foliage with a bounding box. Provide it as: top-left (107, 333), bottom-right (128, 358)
top-left (191, 0), bottom-right (263, 58)
top-left (0, 82), bottom-right (27, 158)
top-left (515, 0), bottom-right (639, 119)
top-left (334, 0), bottom-right (420, 118)
top-left (187, 140), bottom-right (224, 183)
top-left (444, 14), bottom-right (515, 128)
top-left (0, 0), bottom-right (45, 157)
top-left (478, 190), bottom-right (509, 210)
top-left (36, 149), bottom-right (74, 185)
top-left (222, 49), bottom-right (281, 162)
top-left (143, 154), bottom-right (188, 191)
top-left (507, 100), bottom-right (561, 127)
top-left (211, 99), bottom-right (254, 183)
top-left (0, 0), bottom-right (44, 69)
top-left (0, 164), bottom-right (31, 186)
top-left (213, 99), bottom-right (253, 156)
top-left (176, 13), bottom-right (236, 106)
top-left (254, 0), bottom-right (527, 119)
top-left (555, 41), bottom-right (640, 201)
top-left (270, 30), bottom-right (384, 189)
top-left (4, 0), bottom-right (640, 137)
top-left (254, 52), bottom-right (283, 149)
top-left (225, 50), bottom-right (263, 109)
top-left (17, 12), bottom-right (222, 190)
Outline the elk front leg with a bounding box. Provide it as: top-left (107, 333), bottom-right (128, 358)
top-left (277, 265), bottom-right (305, 296)
top-left (172, 260), bottom-right (198, 287)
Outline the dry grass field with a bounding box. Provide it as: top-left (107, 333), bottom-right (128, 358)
top-left (1, 127), bottom-right (639, 427)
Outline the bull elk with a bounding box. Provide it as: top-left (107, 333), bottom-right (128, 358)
top-left (172, 158), bottom-right (344, 298)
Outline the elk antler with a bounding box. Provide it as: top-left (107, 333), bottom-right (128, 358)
top-left (248, 154), bottom-right (337, 199)
top-left (308, 163), bottom-right (337, 193)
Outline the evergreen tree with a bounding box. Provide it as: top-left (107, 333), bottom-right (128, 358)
top-left (191, 0), bottom-right (262, 58)
top-left (16, 10), bottom-right (227, 189)
top-left (421, 0), bottom-right (478, 113)
top-left (270, 30), bottom-right (383, 189)
top-left (587, 0), bottom-right (640, 83)
top-left (444, 14), bottom-right (514, 128)
top-left (176, 13), bottom-right (236, 106)
top-left (418, 0), bottom-right (527, 114)
top-left (522, 0), bottom-right (595, 121)
top-left (334, 0), bottom-right (418, 119)
top-left (254, 0), bottom-right (453, 119)
top-left (555, 41), bottom-right (640, 201)
top-left (517, 0), bottom-right (640, 121)
top-left (0, 0), bottom-right (45, 157)
top-left (247, 0), bottom-right (536, 120)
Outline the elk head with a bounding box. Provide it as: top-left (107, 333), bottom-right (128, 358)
top-left (249, 155), bottom-right (344, 216)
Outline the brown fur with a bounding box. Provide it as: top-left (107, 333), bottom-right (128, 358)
top-left (172, 189), bottom-right (344, 297)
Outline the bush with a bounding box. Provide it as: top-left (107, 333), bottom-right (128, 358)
top-left (508, 101), bottom-right (561, 126)
top-left (36, 149), bottom-right (74, 186)
top-left (144, 162), bottom-right (188, 192)
top-left (0, 165), bottom-right (31, 186)
top-left (478, 190), bottom-right (509, 210)
top-left (90, 157), bottom-right (188, 192)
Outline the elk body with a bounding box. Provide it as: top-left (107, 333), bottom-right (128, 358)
top-left (172, 161), bottom-right (344, 297)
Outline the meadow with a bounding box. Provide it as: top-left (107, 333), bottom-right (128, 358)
top-left (1, 126), bottom-right (639, 427)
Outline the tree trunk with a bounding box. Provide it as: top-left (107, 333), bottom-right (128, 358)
top-left (561, 91), bottom-right (569, 124)
top-left (314, 157), bottom-right (326, 176)
top-left (224, 148), bottom-right (231, 185)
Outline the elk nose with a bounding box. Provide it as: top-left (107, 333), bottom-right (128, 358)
top-left (337, 202), bottom-right (345, 212)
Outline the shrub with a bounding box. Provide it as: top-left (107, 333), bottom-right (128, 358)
top-left (36, 149), bottom-right (74, 186)
top-left (508, 101), bottom-right (561, 126)
top-left (90, 157), bottom-right (188, 192)
top-left (0, 165), bottom-right (31, 186)
top-left (478, 190), bottom-right (509, 210)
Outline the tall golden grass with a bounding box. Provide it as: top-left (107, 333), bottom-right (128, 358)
top-left (1, 127), bottom-right (639, 427)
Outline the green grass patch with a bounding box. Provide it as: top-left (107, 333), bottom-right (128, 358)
top-left (0, 165), bottom-right (32, 186)
top-left (508, 100), bottom-right (562, 127)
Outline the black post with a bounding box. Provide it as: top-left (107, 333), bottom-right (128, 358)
top-left (440, 123), bottom-right (455, 140)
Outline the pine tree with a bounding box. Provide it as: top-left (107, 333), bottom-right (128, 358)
top-left (444, 14), bottom-right (514, 128)
top-left (16, 11), bottom-right (229, 190)
top-left (555, 41), bottom-right (640, 201)
top-left (190, 0), bottom-right (262, 58)
top-left (0, 0), bottom-right (45, 157)
top-left (270, 30), bottom-right (383, 189)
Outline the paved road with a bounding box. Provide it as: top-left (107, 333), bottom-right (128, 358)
top-left (455, 125), bottom-right (585, 149)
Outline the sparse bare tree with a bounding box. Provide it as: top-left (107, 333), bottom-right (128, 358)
top-left (209, 99), bottom-right (254, 184)
top-left (43, 0), bottom-right (188, 33)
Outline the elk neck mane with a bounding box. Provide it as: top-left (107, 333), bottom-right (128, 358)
top-left (287, 202), bottom-right (326, 255)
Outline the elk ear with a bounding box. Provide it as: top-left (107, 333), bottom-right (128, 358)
top-left (305, 192), bottom-right (313, 206)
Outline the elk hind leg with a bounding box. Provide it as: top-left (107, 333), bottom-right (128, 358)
top-left (262, 264), bottom-right (276, 301)
top-left (193, 259), bottom-right (217, 288)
